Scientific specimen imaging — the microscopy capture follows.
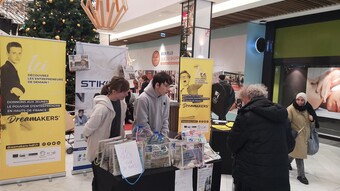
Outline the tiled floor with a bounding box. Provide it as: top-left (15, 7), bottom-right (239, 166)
top-left (1, 141), bottom-right (340, 191)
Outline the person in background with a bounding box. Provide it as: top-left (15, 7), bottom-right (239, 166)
top-left (287, 92), bottom-right (313, 185)
top-left (134, 72), bottom-right (173, 136)
top-left (74, 109), bottom-right (88, 126)
top-left (139, 75), bottom-right (149, 95)
top-left (131, 79), bottom-right (139, 93)
top-left (125, 90), bottom-right (136, 124)
top-left (219, 74), bottom-right (235, 119)
top-left (227, 84), bottom-right (291, 191)
top-left (83, 76), bottom-right (129, 191)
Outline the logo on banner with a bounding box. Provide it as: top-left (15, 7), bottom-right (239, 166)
top-left (152, 50), bottom-right (160, 67)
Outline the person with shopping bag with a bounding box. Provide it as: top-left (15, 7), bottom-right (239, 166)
top-left (287, 92), bottom-right (316, 185)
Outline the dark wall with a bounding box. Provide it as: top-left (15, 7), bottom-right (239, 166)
top-left (279, 67), bottom-right (307, 107)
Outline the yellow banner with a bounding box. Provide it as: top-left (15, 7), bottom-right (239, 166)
top-left (178, 58), bottom-right (214, 136)
top-left (0, 36), bottom-right (66, 181)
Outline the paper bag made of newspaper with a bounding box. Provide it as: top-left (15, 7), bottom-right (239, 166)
top-left (144, 143), bottom-right (171, 169)
top-left (99, 139), bottom-right (144, 176)
top-left (96, 136), bottom-right (125, 170)
top-left (171, 141), bottom-right (204, 169)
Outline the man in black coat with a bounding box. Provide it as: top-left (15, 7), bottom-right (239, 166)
top-left (227, 84), bottom-right (291, 191)
top-left (1, 42), bottom-right (25, 115)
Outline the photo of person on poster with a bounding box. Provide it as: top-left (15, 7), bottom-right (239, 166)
top-left (0, 41), bottom-right (25, 116)
top-left (306, 68), bottom-right (340, 119)
top-left (180, 70), bottom-right (202, 95)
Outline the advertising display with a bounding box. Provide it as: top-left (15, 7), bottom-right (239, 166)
top-left (0, 36), bottom-right (66, 183)
top-left (73, 42), bottom-right (128, 173)
top-left (306, 67), bottom-right (340, 119)
top-left (178, 57), bottom-right (213, 134)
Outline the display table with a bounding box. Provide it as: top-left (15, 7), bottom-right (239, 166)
top-left (92, 160), bottom-right (222, 191)
top-left (209, 126), bottom-right (233, 174)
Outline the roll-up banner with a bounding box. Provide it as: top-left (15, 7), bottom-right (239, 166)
top-left (72, 42), bottom-right (127, 174)
top-left (0, 36), bottom-right (66, 184)
top-left (178, 57), bottom-right (214, 138)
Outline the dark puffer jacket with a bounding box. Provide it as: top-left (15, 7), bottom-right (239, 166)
top-left (227, 96), bottom-right (290, 191)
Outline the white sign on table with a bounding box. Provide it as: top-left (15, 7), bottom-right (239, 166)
top-left (114, 141), bottom-right (143, 178)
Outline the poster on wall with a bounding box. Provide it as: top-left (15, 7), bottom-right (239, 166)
top-left (178, 57), bottom-right (213, 134)
top-left (306, 67), bottom-right (340, 119)
top-left (73, 42), bottom-right (128, 173)
top-left (68, 54), bottom-right (90, 71)
top-left (0, 36), bottom-right (66, 183)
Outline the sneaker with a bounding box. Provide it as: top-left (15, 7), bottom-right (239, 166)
top-left (297, 176), bottom-right (309, 185)
top-left (288, 164), bottom-right (293, 170)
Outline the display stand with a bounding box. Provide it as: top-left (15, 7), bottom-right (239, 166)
top-left (209, 127), bottom-right (233, 174)
top-left (92, 160), bottom-right (222, 191)
top-left (0, 172), bottom-right (65, 186)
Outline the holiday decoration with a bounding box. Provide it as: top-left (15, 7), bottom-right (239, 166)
top-left (23, 0), bottom-right (99, 111)
top-left (81, 0), bottom-right (128, 31)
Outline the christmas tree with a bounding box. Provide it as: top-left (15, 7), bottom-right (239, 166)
top-left (23, 0), bottom-right (99, 111)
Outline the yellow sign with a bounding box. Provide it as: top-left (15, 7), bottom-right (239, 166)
top-left (0, 36), bottom-right (66, 181)
top-left (178, 58), bottom-right (214, 137)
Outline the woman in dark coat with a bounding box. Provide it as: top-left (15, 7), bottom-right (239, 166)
top-left (227, 84), bottom-right (291, 191)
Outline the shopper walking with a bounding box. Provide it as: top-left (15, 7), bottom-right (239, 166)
top-left (287, 92), bottom-right (314, 185)
top-left (227, 84), bottom-right (291, 191)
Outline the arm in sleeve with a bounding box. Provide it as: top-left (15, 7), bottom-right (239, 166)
top-left (227, 114), bottom-right (249, 154)
top-left (83, 106), bottom-right (104, 137)
top-left (135, 97), bottom-right (151, 130)
top-left (161, 98), bottom-right (170, 136)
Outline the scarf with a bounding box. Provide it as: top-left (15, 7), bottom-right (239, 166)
top-left (291, 99), bottom-right (320, 128)
top-left (293, 100), bottom-right (307, 111)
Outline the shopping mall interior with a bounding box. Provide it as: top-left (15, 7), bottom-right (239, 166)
top-left (1, 0), bottom-right (340, 190)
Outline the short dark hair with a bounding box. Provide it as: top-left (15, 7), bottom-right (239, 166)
top-left (180, 70), bottom-right (191, 78)
top-left (101, 76), bottom-right (129, 95)
top-left (218, 75), bottom-right (226, 80)
top-left (152, 71), bottom-right (173, 88)
top-left (7, 42), bottom-right (22, 53)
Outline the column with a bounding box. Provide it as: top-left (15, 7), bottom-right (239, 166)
top-left (180, 0), bottom-right (213, 58)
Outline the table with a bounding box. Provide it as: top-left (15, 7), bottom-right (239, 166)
top-left (209, 127), bottom-right (233, 174)
top-left (92, 160), bottom-right (222, 191)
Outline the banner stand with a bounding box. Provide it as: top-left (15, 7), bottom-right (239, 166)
top-left (0, 172), bottom-right (65, 186)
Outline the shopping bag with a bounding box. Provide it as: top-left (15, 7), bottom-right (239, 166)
top-left (307, 123), bottom-right (319, 155)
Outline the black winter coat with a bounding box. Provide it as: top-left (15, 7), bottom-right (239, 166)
top-left (227, 96), bottom-right (290, 191)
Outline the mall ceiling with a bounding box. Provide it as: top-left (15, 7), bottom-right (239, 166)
top-left (110, 0), bottom-right (340, 46)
